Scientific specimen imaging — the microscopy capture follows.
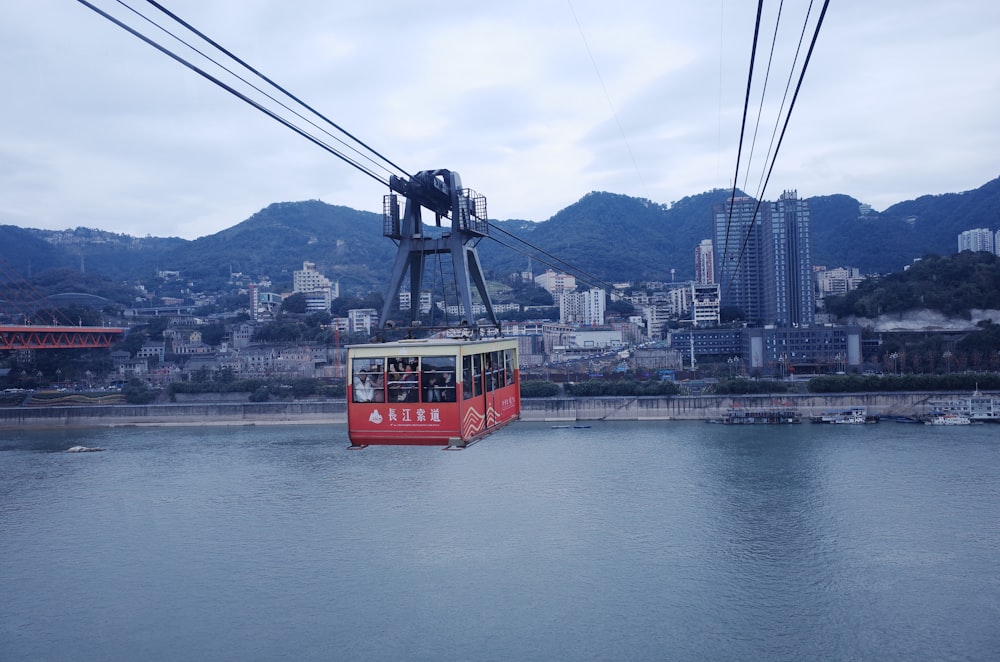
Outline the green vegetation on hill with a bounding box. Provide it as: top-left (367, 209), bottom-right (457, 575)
top-left (881, 177), bottom-right (1000, 256)
top-left (825, 252), bottom-right (1000, 319)
top-left (3, 176), bottom-right (999, 295)
top-left (156, 201), bottom-right (395, 294)
top-left (481, 189), bottom-right (734, 282)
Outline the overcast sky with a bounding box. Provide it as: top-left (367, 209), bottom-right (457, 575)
top-left (2, 1), bottom-right (998, 240)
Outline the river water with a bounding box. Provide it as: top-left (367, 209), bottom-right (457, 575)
top-left (2, 421), bottom-right (997, 661)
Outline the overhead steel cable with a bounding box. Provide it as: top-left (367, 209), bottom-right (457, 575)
top-left (719, 0), bottom-right (765, 282)
top-left (77, 0), bottom-right (624, 297)
top-left (484, 232), bottom-right (609, 293)
top-left (751, 0), bottom-right (815, 202)
top-left (140, 0), bottom-right (411, 182)
top-left (75, 0), bottom-right (391, 187)
top-left (486, 223), bottom-right (616, 292)
top-left (725, 0), bottom-right (830, 297)
top-left (740, 0), bottom-right (785, 195)
top-left (115, 0), bottom-right (394, 183)
top-left (0, 257), bottom-right (75, 326)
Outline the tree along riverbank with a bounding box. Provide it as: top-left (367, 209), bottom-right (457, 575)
top-left (1, 391), bottom-right (986, 428)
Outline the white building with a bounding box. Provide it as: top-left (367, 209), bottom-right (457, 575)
top-left (293, 261), bottom-right (339, 312)
top-left (691, 283), bottom-right (721, 327)
top-left (348, 308), bottom-right (379, 335)
top-left (695, 239), bottom-right (714, 285)
top-left (534, 269), bottom-right (577, 295)
top-left (642, 302), bottom-right (672, 341)
top-left (815, 266), bottom-right (866, 298)
top-left (559, 288), bottom-right (605, 325)
top-left (293, 261), bottom-right (335, 293)
top-left (399, 290), bottom-right (433, 314)
top-left (136, 342), bottom-right (166, 362)
top-left (666, 285), bottom-right (692, 319)
top-left (562, 329), bottom-right (624, 351)
top-left (957, 228), bottom-right (995, 254)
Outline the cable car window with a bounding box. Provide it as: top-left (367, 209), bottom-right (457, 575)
top-left (493, 350), bottom-right (504, 388)
top-left (422, 356), bottom-right (456, 403)
top-left (462, 356), bottom-right (473, 400)
top-left (352, 358), bottom-right (384, 403)
top-left (472, 353), bottom-right (483, 397)
top-left (484, 352), bottom-right (495, 392)
top-left (387, 357), bottom-right (419, 402)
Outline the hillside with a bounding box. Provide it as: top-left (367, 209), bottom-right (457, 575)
top-left (481, 188), bottom-right (736, 282)
top-left (881, 176), bottom-right (1000, 254)
top-left (825, 251), bottom-right (1000, 319)
top-left (2, 176), bottom-right (999, 292)
top-left (155, 201), bottom-right (395, 294)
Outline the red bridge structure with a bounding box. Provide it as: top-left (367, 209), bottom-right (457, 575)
top-left (0, 325), bottom-right (125, 350)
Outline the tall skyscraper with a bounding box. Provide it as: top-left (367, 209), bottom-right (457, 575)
top-left (695, 239), bottom-right (715, 285)
top-left (712, 191), bottom-right (814, 326)
top-left (764, 190), bottom-right (814, 327)
top-left (714, 196), bottom-right (765, 322)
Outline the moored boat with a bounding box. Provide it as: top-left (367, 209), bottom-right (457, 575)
top-left (810, 407), bottom-right (871, 424)
top-left (924, 413), bottom-right (972, 426)
top-left (927, 388), bottom-right (1000, 423)
top-left (724, 407), bottom-right (802, 424)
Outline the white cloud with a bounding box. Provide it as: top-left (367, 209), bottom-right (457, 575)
top-left (1, 0), bottom-right (998, 238)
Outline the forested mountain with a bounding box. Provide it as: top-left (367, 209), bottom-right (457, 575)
top-left (0, 225), bottom-right (71, 278)
top-left (480, 189), bottom-right (733, 283)
top-left (882, 177), bottom-right (1000, 252)
top-left (0, 226), bottom-right (186, 281)
top-left (2, 176), bottom-right (998, 294)
top-left (824, 252), bottom-right (1000, 319)
top-left (153, 201), bottom-right (394, 293)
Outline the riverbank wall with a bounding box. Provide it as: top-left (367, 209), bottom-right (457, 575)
top-left (0, 391), bottom-right (978, 428)
top-left (0, 401), bottom-right (347, 428)
top-left (519, 392), bottom-right (954, 422)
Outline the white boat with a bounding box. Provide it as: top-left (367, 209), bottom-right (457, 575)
top-left (927, 388), bottom-right (1000, 423)
top-left (924, 413), bottom-right (971, 426)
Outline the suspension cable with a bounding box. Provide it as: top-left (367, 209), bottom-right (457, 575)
top-left (76, 0), bottom-right (391, 186)
top-left (74, 0), bottom-right (671, 305)
top-left (724, 0), bottom-right (831, 298)
top-left (140, 0), bottom-right (411, 181)
top-left (487, 223), bottom-right (616, 292)
top-left (719, 0), bottom-right (765, 275)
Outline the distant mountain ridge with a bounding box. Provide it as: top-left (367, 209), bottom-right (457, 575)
top-left (2, 177), bottom-right (998, 293)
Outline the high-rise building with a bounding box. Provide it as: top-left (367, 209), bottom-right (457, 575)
top-left (712, 191), bottom-right (814, 326)
top-left (558, 288), bottom-right (606, 325)
top-left (695, 239), bottom-right (714, 285)
top-left (713, 196), bottom-right (765, 322)
top-left (764, 190), bottom-right (814, 327)
top-left (293, 261), bottom-right (339, 312)
top-left (691, 283), bottom-right (721, 327)
top-left (957, 228), bottom-right (995, 254)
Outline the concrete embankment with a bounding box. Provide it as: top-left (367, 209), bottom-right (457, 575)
top-left (0, 392), bottom-right (972, 428)
top-left (519, 392), bottom-right (956, 422)
top-left (0, 401), bottom-right (347, 428)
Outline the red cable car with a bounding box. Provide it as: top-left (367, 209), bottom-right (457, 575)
top-left (347, 337), bottom-right (519, 447)
top-left (346, 169), bottom-right (521, 447)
